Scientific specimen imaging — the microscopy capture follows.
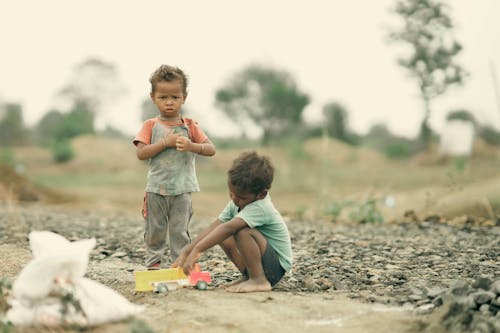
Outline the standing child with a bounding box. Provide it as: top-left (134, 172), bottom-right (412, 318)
top-left (173, 151), bottom-right (293, 293)
top-left (133, 64), bottom-right (216, 270)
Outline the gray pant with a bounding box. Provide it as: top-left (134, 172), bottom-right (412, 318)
top-left (144, 192), bottom-right (192, 266)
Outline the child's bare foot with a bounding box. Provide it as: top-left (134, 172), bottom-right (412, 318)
top-left (223, 277), bottom-right (247, 289)
top-left (226, 278), bottom-right (271, 293)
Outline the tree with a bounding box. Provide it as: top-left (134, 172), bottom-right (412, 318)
top-left (56, 100), bottom-right (94, 139)
top-left (0, 103), bottom-right (28, 146)
top-left (364, 123), bottom-right (415, 159)
top-left (34, 109), bottom-right (65, 146)
top-left (388, 0), bottom-right (467, 150)
top-left (321, 102), bottom-right (361, 145)
top-left (323, 102), bottom-right (348, 141)
top-left (445, 108), bottom-right (476, 124)
top-left (58, 57), bottom-right (126, 128)
top-left (35, 101), bottom-right (94, 145)
top-left (215, 64), bottom-right (310, 144)
top-left (141, 97), bottom-right (158, 122)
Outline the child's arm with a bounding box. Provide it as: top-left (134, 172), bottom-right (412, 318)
top-left (175, 217), bottom-right (247, 274)
top-left (135, 131), bottom-right (179, 160)
top-left (172, 219), bottom-right (222, 269)
top-left (175, 137), bottom-right (216, 156)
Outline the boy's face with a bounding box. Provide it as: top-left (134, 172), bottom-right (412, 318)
top-left (228, 182), bottom-right (266, 210)
top-left (150, 80), bottom-right (186, 119)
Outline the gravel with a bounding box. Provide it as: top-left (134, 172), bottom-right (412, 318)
top-left (1, 204), bottom-right (499, 332)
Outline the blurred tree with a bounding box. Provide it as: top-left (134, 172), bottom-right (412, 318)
top-left (445, 108), bottom-right (476, 124)
top-left (478, 125), bottom-right (500, 146)
top-left (0, 103), bottom-right (28, 146)
top-left (364, 123), bottom-right (415, 159)
top-left (323, 102), bottom-right (348, 141)
top-left (58, 57), bottom-right (126, 127)
top-left (322, 102), bottom-right (361, 145)
top-left (35, 101), bottom-right (94, 145)
top-left (388, 0), bottom-right (468, 151)
top-left (34, 109), bottom-right (65, 146)
top-left (366, 123), bottom-right (392, 139)
top-left (51, 139), bottom-right (74, 163)
top-left (141, 97), bottom-right (158, 121)
top-left (56, 100), bottom-right (94, 139)
top-left (215, 64), bottom-right (310, 144)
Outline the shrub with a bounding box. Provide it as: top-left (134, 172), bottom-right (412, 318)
top-left (383, 141), bottom-right (413, 159)
top-left (51, 140), bottom-right (74, 163)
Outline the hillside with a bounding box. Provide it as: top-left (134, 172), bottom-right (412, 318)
top-left (3, 135), bottom-right (500, 223)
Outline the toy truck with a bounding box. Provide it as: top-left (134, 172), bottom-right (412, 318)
top-left (134, 264), bottom-right (211, 292)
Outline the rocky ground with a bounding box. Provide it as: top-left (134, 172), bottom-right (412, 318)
top-left (0, 203), bottom-right (499, 332)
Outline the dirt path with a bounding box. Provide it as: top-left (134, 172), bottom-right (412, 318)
top-left (0, 244), bottom-right (416, 333)
top-left (134, 290), bottom-right (416, 333)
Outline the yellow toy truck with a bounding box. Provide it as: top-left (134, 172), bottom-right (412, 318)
top-left (134, 264), bottom-right (211, 292)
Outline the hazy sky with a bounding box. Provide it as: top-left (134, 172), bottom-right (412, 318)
top-left (1, 0), bottom-right (499, 138)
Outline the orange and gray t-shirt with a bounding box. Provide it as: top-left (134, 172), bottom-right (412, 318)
top-left (133, 117), bottom-right (208, 196)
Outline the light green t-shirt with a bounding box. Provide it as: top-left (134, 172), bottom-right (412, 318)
top-left (218, 195), bottom-right (293, 271)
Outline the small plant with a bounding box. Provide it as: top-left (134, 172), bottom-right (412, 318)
top-left (453, 156), bottom-right (467, 173)
top-left (51, 139), bottom-right (74, 163)
top-left (349, 198), bottom-right (384, 224)
top-left (325, 199), bottom-right (353, 219)
top-left (326, 198), bottom-right (384, 224)
top-left (383, 141), bottom-right (412, 159)
top-left (446, 161), bottom-right (466, 193)
top-left (0, 320), bottom-right (13, 333)
top-left (0, 277), bottom-right (12, 314)
top-left (0, 277), bottom-right (13, 333)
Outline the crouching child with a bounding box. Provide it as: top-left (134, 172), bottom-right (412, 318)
top-left (173, 151), bottom-right (293, 292)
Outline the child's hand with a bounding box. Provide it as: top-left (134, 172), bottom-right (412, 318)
top-left (175, 136), bottom-right (193, 152)
top-left (182, 250), bottom-right (201, 275)
top-left (163, 130), bottom-right (179, 148)
top-left (172, 251), bottom-right (187, 268)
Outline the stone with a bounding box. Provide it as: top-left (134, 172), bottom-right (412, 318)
top-left (471, 291), bottom-right (496, 305)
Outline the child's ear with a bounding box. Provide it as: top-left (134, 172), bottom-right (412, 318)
top-left (257, 190), bottom-right (268, 200)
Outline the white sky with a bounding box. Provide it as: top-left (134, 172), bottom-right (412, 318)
top-left (0, 0), bottom-right (499, 139)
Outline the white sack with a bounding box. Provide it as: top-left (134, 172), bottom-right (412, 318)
top-left (6, 231), bottom-right (143, 327)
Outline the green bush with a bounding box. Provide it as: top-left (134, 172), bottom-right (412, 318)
top-left (383, 141), bottom-right (412, 159)
top-left (51, 140), bottom-right (74, 163)
top-left (349, 198), bottom-right (384, 224)
top-left (479, 126), bottom-right (500, 146)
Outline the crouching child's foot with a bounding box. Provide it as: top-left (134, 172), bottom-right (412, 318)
top-left (226, 278), bottom-right (271, 293)
top-left (223, 277), bottom-right (248, 289)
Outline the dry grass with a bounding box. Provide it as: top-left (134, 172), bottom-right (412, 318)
top-left (4, 135), bottom-right (500, 222)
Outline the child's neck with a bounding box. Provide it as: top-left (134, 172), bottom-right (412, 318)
top-left (159, 115), bottom-right (182, 122)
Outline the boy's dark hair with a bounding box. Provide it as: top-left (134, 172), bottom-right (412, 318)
top-left (150, 65), bottom-right (189, 96)
top-left (228, 151), bottom-right (274, 195)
